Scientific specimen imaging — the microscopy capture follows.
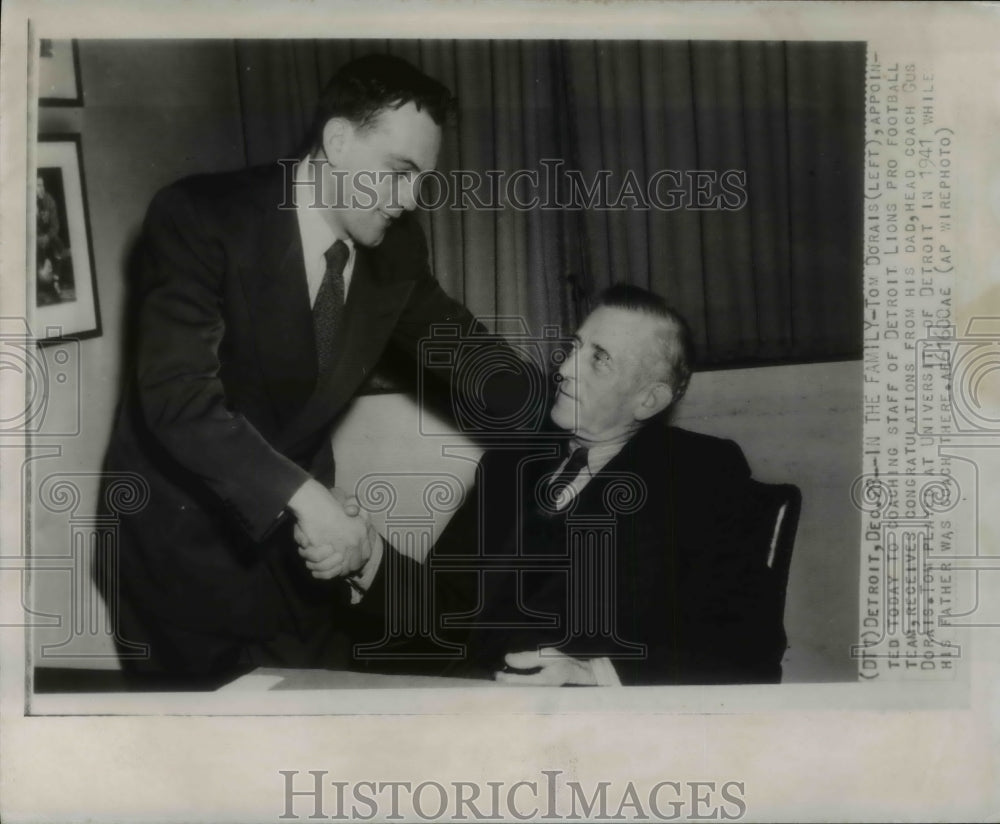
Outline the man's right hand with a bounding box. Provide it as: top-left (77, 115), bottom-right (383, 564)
top-left (287, 479), bottom-right (370, 579)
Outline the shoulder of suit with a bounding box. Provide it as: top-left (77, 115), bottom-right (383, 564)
top-left (154, 164), bottom-right (284, 213)
top-left (148, 165), bottom-right (289, 241)
top-left (658, 424), bottom-right (752, 478)
top-left (666, 424), bottom-right (737, 451)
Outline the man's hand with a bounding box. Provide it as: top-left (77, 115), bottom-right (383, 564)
top-left (287, 480), bottom-right (371, 579)
top-left (494, 648), bottom-right (598, 686)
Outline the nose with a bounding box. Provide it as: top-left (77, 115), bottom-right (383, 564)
top-left (556, 345), bottom-right (577, 381)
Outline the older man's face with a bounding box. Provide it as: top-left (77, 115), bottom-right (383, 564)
top-left (550, 306), bottom-right (667, 444)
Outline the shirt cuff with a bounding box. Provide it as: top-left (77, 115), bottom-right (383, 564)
top-left (590, 656), bottom-right (622, 686)
top-left (348, 533), bottom-right (384, 605)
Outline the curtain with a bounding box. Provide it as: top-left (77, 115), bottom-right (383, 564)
top-left (234, 39), bottom-right (865, 367)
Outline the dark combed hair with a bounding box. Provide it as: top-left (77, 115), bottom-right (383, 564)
top-left (306, 54), bottom-right (456, 154)
top-left (594, 283), bottom-right (694, 403)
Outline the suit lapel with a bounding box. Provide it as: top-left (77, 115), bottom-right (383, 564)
top-left (241, 193), bottom-right (317, 426)
top-left (275, 246), bottom-right (415, 453)
top-left (572, 427), bottom-right (664, 514)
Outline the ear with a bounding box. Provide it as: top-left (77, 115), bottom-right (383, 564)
top-left (633, 381), bottom-right (674, 422)
top-left (321, 117), bottom-right (353, 165)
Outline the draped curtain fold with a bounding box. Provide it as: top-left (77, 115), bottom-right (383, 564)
top-left (234, 39), bottom-right (864, 367)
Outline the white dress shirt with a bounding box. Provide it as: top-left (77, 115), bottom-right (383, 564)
top-left (294, 160), bottom-right (356, 306)
top-left (548, 438), bottom-right (629, 511)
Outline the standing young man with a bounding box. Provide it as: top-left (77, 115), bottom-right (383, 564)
top-left (100, 55), bottom-right (524, 680)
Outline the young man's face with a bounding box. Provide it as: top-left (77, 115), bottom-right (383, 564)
top-left (550, 306), bottom-right (671, 444)
top-left (320, 102), bottom-right (442, 247)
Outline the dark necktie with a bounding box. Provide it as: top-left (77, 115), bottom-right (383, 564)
top-left (548, 445), bottom-right (590, 500)
top-left (313, 239), bottom-right (349, 374)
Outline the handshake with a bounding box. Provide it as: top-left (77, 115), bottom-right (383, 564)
top-left (287, 478), bottom-right (379, 580)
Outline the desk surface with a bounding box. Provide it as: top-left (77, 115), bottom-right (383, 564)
top-left (219, 667), bottom-right (495, 692)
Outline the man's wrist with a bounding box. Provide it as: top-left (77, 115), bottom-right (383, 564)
top-left (286, 477), bottom-right (323, 517)
top-left (348, 529), bottom-right (383, 604)
top-left (355, 523), bottom-right (382, 577)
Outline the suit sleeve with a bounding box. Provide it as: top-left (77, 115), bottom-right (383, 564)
top-left (353, 459), bottom-right (484, 618)
top-left (386, 217), bottom-right (543, 431)
top-left (133, 184), bottom-right (311, 541)
top-left (349, 459), bottom-right (487, 670)
top-left (348, 535), bottom-right (481, 672)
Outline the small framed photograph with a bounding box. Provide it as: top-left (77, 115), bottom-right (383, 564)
top-left (33, 135), bottom-right (101, 344)
top-left (38, 39), bottom-right (82, 106)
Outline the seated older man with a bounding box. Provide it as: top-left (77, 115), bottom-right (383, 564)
top-left (304, 284), bottom-right (788, 685)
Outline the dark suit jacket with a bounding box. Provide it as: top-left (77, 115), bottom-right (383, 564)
top-left (354, 424), bottom-right (788, 685)
top-left (101, 163), bottom-right (508, 651)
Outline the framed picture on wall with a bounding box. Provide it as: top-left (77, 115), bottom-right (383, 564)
top-left (33, 135), bottom-right (101, 344)
top-left (38, 39), bottom-right (82, 106)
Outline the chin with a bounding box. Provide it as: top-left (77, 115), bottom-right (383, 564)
top-left (347, 220), bottom-right (388, 249)
top-left (357, 230), bottom-right (385, 248)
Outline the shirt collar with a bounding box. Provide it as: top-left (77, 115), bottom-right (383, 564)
top-left (567, 435), bottom-right (630, 477)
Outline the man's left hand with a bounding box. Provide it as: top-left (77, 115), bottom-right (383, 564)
top-left (495, 648), bottom-right (598, 686)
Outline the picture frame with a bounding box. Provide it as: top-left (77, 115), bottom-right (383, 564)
top-left (38, 39), bottom-right (82, 106)
top-left (33, 135), bottom-right (101, 344)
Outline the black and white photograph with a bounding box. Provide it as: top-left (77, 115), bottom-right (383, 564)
top-left (2, 2), bottom-right (999, 823)
top-left (27, 37), bottom-right (863, 697)
top-left (35, 166), bottom-right (75, 306)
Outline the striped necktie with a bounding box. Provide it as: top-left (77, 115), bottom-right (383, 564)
top-left (313, 239), bottom-right (349, 374)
